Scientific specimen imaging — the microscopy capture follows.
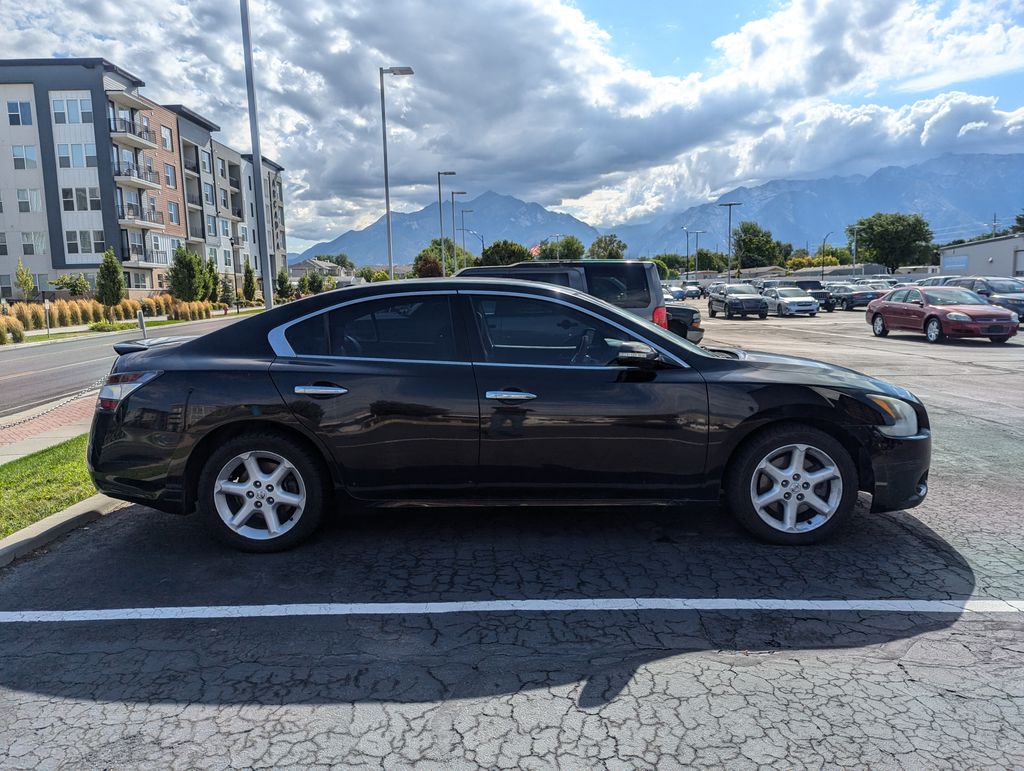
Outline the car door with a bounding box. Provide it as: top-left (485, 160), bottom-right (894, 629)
top-left (902, 288), bottom-right (926, 330)
top-left (268, 291), bottom-right (480, 499)
top-left (764, 289), bottom-right (778, 312)
top-left (882, 289), bottom-right (909, 328)
top-left (460, 290), bottom-right (708, 500)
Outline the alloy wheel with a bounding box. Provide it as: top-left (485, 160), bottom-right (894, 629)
top-left (926, 319), bottom-right (942, 342)
top-left (872, 315), bottom-right (887, 336)
top-left (213, 450), bottom-right (307, 540)
top-left (749, 443), bottom-right (843, 533)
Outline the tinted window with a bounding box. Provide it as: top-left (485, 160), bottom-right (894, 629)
top-left (986, 279), bottom-right (1024, 293)
top-left (581, 263), bottom-right (651, 307)
top-left (471, 296), bottom-right (634, 367)
top-left (777, 288), bottom-right (806, 297)
top-left (889, 289), bottom-right (909, 303)
top-left (507, 271), bottom-right (572, 287)
top-left (285, 314), bottom-right (328, 355)
top-left (904, 289), bottom-right (923, 303)
top-left (725, 285), bottom-right (758, 295)
top-left (328, 296), bottom-right (456, 360)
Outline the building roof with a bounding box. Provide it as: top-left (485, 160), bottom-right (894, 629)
top-left (938, 233), bottom-right (1024, 252)
top-left (163, 104), bottom-right (221, 132)
top-left (0, 57), bottom-right (145, 86)
top-left (241, 153), bottom-right (284, 172)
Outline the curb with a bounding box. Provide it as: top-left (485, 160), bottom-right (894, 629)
top-left (0, 494), bottom-right (131, 568)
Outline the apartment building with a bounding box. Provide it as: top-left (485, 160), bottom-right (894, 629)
top-left (242, 153), bottom-right (287, 277)
top-left (0, 58), bottom-right (286, 300)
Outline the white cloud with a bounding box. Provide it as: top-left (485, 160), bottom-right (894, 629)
top-left (1, 0), bottom-right (1022, 247)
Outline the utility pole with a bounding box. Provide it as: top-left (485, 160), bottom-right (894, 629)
top-left (692, 230), bottom-right (705, 277)
top-left (436, 171), bottom-right (454, 276)
top-left (718, 202), bottom-right (741, 281)
top-left (379, 66), bottom-right (414, 280)
top-left (820, 232), bottom-right (832, 281)
top-left (850, 224), bottom-right (862, 275)
top-left (240, 0), bottom-right (273, 309)
top-left (451, 190), bottom-right (466, 272)
top-left (681, 226), bottom-right (689, 281)
top-left (992, 212), bottom-right (998, 238)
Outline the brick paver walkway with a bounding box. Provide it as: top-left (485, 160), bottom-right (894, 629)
top-left (0, 396), bottom-right (96, 446)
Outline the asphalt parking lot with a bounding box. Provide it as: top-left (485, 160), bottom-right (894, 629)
top-left (1, 310), bottom-right (1023, 768)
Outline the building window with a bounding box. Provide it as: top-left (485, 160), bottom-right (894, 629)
top-left (0, 234), bottom-right (7, 256)
top-left (84, 272), bottom-right (96, 288)
top-left (17, 189), bottom-right (41, 213)
top-left (93, 230), bottom-right (106, 253)
top-left (12, 145), bottom-right (37, 169)
top-left (52, 99), bottom-right (65, 123)
top-left (85, 143), bottom-right (97, 167)
top-left (168, 201), bottom-right (180, 224)
top-left (22, 232), bottom-right (47, 256)
top-left (75, 188), bottom-right (88, 211)
top-left (220, 218), bottom-right (230, 237)
top-left (200, 150), bottom-right (212, 173)
top-left (248, 175), bottom-right (253, 190)
top-left (203, 182), bottom-right (214, 204)
top-left (219, 188), bottom-right (228, 208)
top-left (89, 187), bottom-right (101, 210)
top-left (164, 163), bottom-right (176, 187)
top-left (223, 249), bottom-right (232, 268)
top-left (250, 202), bottom-right (255, 218)
top-left (80, 230), bottom-right (93, 253)
top-left (61, 188), bottom-right (74, 211)
top-left (0, 274), bottom-right (11, 298)
top-left (66, 231), bottom-right (80, 254)
top-left (206, 215), bottom-right (216, 235)
top-left (161, 126), bottom-right (172, 150)
top-left (52, 98), bottom-right (91, 124)
top-left (217, 158), bottom-right (226, 178)
top-left (67, 99), bottom-right (81, 124)
top-left (207, 247), bottom-right (217, 261)
top-left (7, 100), bottom-right (32, 126)
top-left (240, 225), bottom-right (248, 242)
top-left (32, 274), bottom-right (47, 291)
top-left (81, 98), bottom-right (93, 123)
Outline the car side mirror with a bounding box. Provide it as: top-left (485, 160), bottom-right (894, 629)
top-left (615, 341), bottom-right (659, 367)
top-left (910, 299), bottom-right (923, 306)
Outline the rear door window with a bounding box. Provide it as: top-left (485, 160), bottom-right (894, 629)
top-left (581, 263), bottom-right (651, 308)
top-left (328, 296), bottom-right (457, 361)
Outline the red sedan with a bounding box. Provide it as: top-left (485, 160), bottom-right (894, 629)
top-left (866, 286), bottom-right (1019, 344)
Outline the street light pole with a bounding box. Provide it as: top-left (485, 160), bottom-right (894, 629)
top-left (240, 0), bottom-right (273, 309)
top-left (692, 229), bottom-right (705, 277)
top-left (451, 190), bottom-right (466, 272)
top-left (718, 202), bottom-right (741, 281)
top-left (681, 226), bottom-right (690, 281)
top-left (821, 232), bottom-right (832, 281)
top-left (379, 66), bottom-right (414, 280)
top-left (849, 224), bottom-right (862, 275)
top-left (436, 171), bottom-right (454, 276)
top-left (461, 208), bottom-right (473, 262)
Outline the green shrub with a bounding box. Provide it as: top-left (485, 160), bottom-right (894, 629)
top-left (89, 321), bottom-right (136, 332)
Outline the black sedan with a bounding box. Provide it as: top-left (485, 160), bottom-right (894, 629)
top-left (89, 279), bottom-right (931, 551)
top-left (708, 284), bottom-right (769, 319)
top-left (828, 283), bottom-right (889, 311)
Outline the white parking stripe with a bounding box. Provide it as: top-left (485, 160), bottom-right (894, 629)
top-left (0, 598), bottom-right (1021, 623)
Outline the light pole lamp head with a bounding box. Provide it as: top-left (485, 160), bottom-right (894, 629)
top-left (383, 66), bottom-right (414, 76)
top-left (439, 170), bottom-right (455, 177)
top-left (452, 190), bottom-right (467, 196)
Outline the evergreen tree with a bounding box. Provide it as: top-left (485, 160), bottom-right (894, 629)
top-left (306, 271), bottom-right (325, 294)
top-left (275, 268), bottom-right (292, 299)
top-left (167, 247), bottom-right (206, 301)
top-left (219, 276), bottom-right (235, 305)
top-left (15, 258), bottom-right (35, 298)
top-left (95, 249), bottom-right (127, 306)
top-left (242, 261), bottom-right (257, 302)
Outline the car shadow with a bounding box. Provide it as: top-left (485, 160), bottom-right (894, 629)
top-left (884, 333), bottom-right (1019, 347)
top-left (0, 499), bottom-right (975, 708)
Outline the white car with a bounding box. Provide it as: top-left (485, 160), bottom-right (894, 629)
top-left (763, 287), bottom-right (820, 317)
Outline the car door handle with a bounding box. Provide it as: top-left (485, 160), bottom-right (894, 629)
top-left (294, 385), bottom-right (348, 397)
top-left (485, 390), bottom-right (537, 401)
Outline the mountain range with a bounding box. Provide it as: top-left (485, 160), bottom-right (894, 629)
top-left (294, 153), bottom-right (1023, 266)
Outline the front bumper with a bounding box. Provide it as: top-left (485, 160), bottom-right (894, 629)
top-left (868, 430), bottom-right (931, 513)
top-left (943, 319), bottom-right (1018, 338)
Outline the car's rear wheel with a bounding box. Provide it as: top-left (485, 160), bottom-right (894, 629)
top-left (708, 304), bottom-right (717, 318)
top-left (809, 312), bottom-right (817, 317)
top-left (776, 304), bottom-right (784, 317)
top-left (842, 299), bottom-right (853, 311)
top-left (197, 433), bottom-right (328, 552)
top-left (725, 425), bottom-right (858, 545)
top-left (872, 313), bottom-right (889, 337)
top-left (990, 335), bottom-right (1010, 344)
top-left (758, 311), bottom-right (767, 319)
top-left (925, 317), bottom-right (945, 343)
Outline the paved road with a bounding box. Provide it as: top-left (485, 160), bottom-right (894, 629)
top-left (0, 312), bottom-right (1022, 768)
top-left (0, 315), bottom-right (248, 417)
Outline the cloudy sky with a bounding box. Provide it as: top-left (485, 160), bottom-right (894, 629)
top-left (4, 0), bottom-right (1023, 252)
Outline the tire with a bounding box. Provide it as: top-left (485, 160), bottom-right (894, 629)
top-left (758, 312), bottom-right (767, 319)
top-left (708, 304), bottom-right (717, 318)
top-left (842, 299), bottom-right (853, 311)
top-left (725, 306), bottom-right (734, 319)
top-left (197, 432), bottom-right (329, 552)
top-left (826, 307), bottom-right (834, 313)
top-left (725, 424), bottom-right (858, 545)
top-left (990, 335), bottom-right (1010, 344)
top-left (809, 312), bottom-right (817, 317)
top-left (925, 317), bottom-right (945, 344)
top-left (776, 304), bottom-right (784, 317)
top-left (871, 313), bottom-right (889, 337)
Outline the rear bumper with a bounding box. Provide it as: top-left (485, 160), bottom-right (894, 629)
top-left (686, 327), bottom-right (705, 344)
top-left (868, 430), bottom-right (931, 513)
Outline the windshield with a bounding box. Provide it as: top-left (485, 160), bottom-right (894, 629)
top-left (725, 285), bottom-right (758, 295)
top-left (987, 279), bottom-right (1024, 293)
top-left (777, 288), bottom-right (808, 297)
top-left (924, 289), bottom-right (988, 305)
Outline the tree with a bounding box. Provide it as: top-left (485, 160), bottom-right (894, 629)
top-left (323, 275), bottom-right (337, 290)
top-left (536, 235), bottom-right (584, 261)
top-left (50, 273), bottom-right (90, 297)
top-left (219, 276), bottom-right (235, 305)
top-left (297, 274), bottom-right (310, 295)
top-left (355, 266), bottom-right (376, 282)
top-left (1013, 210), bottom-right (1024, 234)
top-left (167, 247), bottom-right (206, 301)
top-left (15, 258), bottom-right (35, 298)
top-left (846, 213), bottom-right (933, 272)
top-left (275, 268), bottom-right (292, 299)
top-left (415, 256), bottom-right (442, 278)
top-left (481, 240), bottom-right (531, 266)
top-left (733, 221), bottom-right (779, 268)
top-left (587, 234), bottom-right (627, 260)
top-left (787, 255), bottom-right (838, 271)
top-left (306, 270), bottom-right (325, 294)
top-left (371, 270), bottom-right (389, 282)
top-left (656, 253), bottom-right (687, 272)
top-left (648, 258), bottom-right (669, 279)
top-left (206, 258), bottom-right (220, 303)
top-left (95, 249), bottom-right (127, 306)
top-left (321, 253), bottom-right (354, 271)
top-left (413, 238), bottom-right (471, 276)
top-left (815, 244), bottom-right (853, 264)
top-left (242, 261), bottom-right (257, 302)
top-left (693, 248), bottom-right (727, 273)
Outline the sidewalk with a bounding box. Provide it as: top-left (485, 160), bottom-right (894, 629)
top-left (0, 394), bottom-right (96, 465)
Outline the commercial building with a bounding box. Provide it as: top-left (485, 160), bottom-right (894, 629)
top-left (938, 234), bottom-right (1024, 278)
top-left (0, 58), bottom-right (286, 300)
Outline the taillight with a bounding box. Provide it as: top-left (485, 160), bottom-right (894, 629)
top-left (97, 371), bottom-right (162, 412)
top-left (653, 306), bottom-right (668, 329)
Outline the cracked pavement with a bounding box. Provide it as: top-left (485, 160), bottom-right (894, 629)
top-left (1, 311), bottom-right (1022, 768)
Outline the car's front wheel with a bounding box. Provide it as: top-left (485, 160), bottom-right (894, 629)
top-left (872, 313), bottom-right (889, 337)
top-left (725, 425), bottom-right (858, 545)
top-left (842, 299), bottom-right (853, 311)
top-left (925, 317), bottom-right (945, 344)
top-left (197, 433), bottom-right (329, 552)
top-left (990, 335), bottom-right (1010, 344)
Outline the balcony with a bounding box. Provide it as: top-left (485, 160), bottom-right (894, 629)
top-left (109, 118), bottom-right (158, 150)
top-left (117, 204), bottom-right (165, 229)
top-left (113, 163), bottom-right (161, 190)
top-left (183, 157), bottom-right (199, 176)
top-left (123, 244), bottom-right (169, 266)
top-left (228, 175), bottom-right (241, 190)
top-left (227, 207), bottom-right (244, 221)
top-left (186, 192), bottom-right (203, 208)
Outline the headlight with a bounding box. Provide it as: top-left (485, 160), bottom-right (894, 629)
top-left (1012, 312), bottom-right (1020, 323)
top-left (867, 394), bottom-right (919, 437)
top-left (946, 311), bottom-right (971, 321)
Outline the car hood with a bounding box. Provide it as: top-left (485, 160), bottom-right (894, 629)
top-left (932, 303), bottom-right (1017, 317)
top-left (702, 347), bottom-right (917, 400)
